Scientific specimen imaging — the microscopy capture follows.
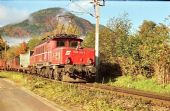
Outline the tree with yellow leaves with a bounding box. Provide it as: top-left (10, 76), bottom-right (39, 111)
top-left (6, 42), bottom-right (27, 60)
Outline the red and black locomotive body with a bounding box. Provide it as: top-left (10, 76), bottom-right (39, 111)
top-left (30, 34), bottom-right (96, 82)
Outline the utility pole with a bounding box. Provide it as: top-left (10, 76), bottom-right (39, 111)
top-left (70, 0), bottom-right (105, 81)
top-left (91, 0), bottom-right (105, 82)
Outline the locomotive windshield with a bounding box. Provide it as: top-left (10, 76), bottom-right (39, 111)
top-left (57, 40), bottom-right (65, 47)
top-left (56, 38), bottom-right (82, 48)
top-left (69, 41), bottom-right (78, 48)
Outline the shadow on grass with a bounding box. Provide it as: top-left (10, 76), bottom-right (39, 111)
top-left (98, 62), bottom-right (122, 83)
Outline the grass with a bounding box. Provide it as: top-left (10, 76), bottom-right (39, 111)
top-left (0, 71), bottom-right (169, 111)
top-left (0, 71), bottom-right (26, 84)
top-left (108, 75), bottom-right (170, 95)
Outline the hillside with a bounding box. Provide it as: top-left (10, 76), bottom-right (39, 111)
top-left (0, 8), bottom-right (95, 38)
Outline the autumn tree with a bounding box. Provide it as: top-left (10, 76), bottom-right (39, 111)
top-left (0, 35), bottom-right (5, 51)
top-left (27, 37), bottom-right (41, 50)
top-left (18, 42), bottom-right (27, 54)
top-left (6, 46), bottom-right (17, 59)
top-left (6, 42), bottom-right (27, 59)
top-left (83, 13), bottom-right (132, 62)
top-left (137, 20), bottom-right (170, 83)
top-left (0, 35), bottom-right (9, 59)
top-left (83, 31), bottom-right (95, 48)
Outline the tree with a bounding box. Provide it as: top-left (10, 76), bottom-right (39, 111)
top-left (0, 35), bottom-right (9, 59)
top-left (83, 13), bottom-right (132, 63)
top-left (27, 37), bottom-right (41, 50)
top-left (6, 42), bottom-right (27, 60)
top-left (109, 13), bottom-right (132, 57)
top-left (0, 35), bottom-right (5, 51)
top-left (18, 42), bottom-right (27, 54)
top-left (83, 31), bottom-right (95, 48)
top-left (137, 20), bottom-right (170, 83)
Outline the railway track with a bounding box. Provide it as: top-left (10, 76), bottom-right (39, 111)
top-left (79, 83), bottom-right (170, 108)
top-left (4, 71), bottom-right (170, 108)
top-left (40, 75), bottom-right (170, 108)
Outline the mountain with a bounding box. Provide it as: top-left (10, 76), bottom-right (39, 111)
top-left (0, 8), bottom-right (95, 38)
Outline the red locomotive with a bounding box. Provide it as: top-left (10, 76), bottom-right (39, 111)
top-left (5, 34), bottom-right (96, 82)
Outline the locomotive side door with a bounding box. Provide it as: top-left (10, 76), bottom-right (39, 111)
top-left (51, 39), bottom-right (65, 64)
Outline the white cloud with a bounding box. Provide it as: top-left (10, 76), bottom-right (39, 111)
top-left (67, 0), bottom-right (93, 13)
top-left (0, 5), bottom-right (30, 27)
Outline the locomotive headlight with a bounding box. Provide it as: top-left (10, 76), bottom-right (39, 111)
top-left (87, 59), bottom-right (93, 65)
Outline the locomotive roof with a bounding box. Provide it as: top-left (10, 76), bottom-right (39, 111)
top-left (52, 34), bottom-right (79, 39)
top-left (43, 34), bottom-right (82, 41)
top-left (39, 34), bottom-right (82, 45)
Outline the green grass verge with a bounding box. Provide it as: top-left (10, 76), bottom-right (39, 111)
top-left (0, 71), bottom-right (26, 84)
top-left (0, 71), bottom-right (168, 111)
top-left (108, 75), bottom-right (170, 95)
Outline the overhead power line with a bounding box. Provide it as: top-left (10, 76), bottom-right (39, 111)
top-left (69, 0), bottom-right (94, 17)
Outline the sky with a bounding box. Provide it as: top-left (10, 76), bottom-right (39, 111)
top-left (0, 0), bottom-right (170, 30)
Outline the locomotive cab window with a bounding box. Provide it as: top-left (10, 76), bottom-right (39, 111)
top-left (69, 41), bottom-right (78, 48)
top-left (57, 40), bottom-right (65, 47)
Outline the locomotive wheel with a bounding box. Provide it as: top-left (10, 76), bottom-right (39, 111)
top-left (44, 69), bottom-right (48, 78)
top-left (31, 67), bottom-right (37, 75)
top-left (53, 69), bottom-right (59, 80)
top-left (37, 68), bottom-right (41, 76)
top-left (45, 67), bottom-right (50, 78)
top-left (43, 68), bottom-right (47, 78)
top-left (41, 68), bottom-right (46, 77)
top-left (58, 73), bottom-right (63, 81)
top-left (53, 69), bottom-right (62, 81)
top-left (48, 69), bottom-right (54, 79)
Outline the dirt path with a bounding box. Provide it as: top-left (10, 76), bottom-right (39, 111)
top-left (0, 77), bottom-right (64, 111)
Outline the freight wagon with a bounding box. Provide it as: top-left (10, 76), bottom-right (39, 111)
top-left (0, 59), bottom-right (5, 70)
